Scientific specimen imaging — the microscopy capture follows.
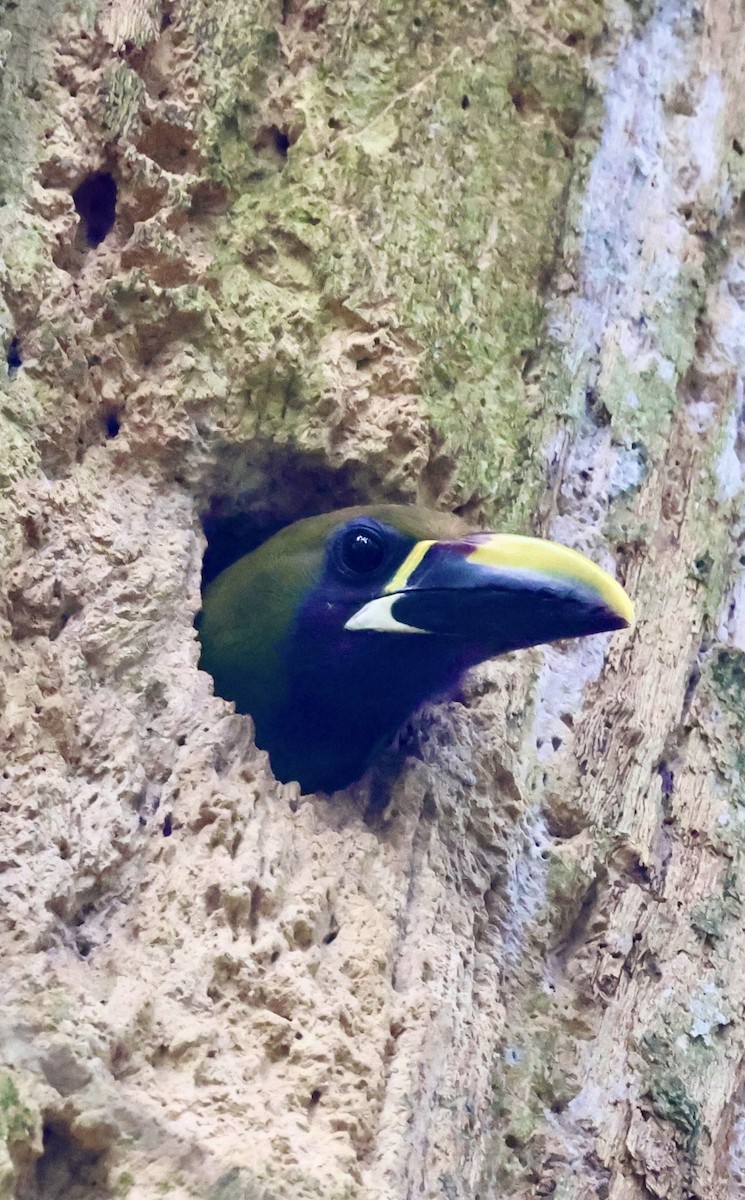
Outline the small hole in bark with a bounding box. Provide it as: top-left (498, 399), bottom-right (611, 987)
top-left (104, 410), bottom-right (121, 438)
top-left (509, 88), bottom-right (525, 113)
top-left (72, 171), bottom-right (117, 246)
top-left (309, 1089), bottom-right (322, 1106)
top-left (254, 125), bottom-right (292, 161)
top-left (551, 736), bottom-right (562, 750)
top-left (31, 1120), bottom-right (111, 1200)
top-left (733, 138), bottom-right (743, 155)
top-left (7, 335), bottom-right (22, 374)
top-left (323, 923), bottom-right (339, 944)
top-left (76, 936), bottom-right (92, 958)
top-left (421, 792), bottom-right (437, 821)
top-left (162, 813), bottom-right (173, 836)
top-left (504, 1133), bottom-right (522, 1149)
top-left (461, 94), bottom-right (470, 109)
top-left (657, 761), bottom-right (674, 799)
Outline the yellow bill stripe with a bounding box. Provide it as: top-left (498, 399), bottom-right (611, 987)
top-left (467, 535), bottom-right (635, 626)
top-left (384, 538), bottom-right (435, 595)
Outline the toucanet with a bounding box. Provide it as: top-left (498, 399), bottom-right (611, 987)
top-left (197, 505), bottom-right (634, 794)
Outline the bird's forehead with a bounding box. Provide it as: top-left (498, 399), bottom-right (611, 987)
top-left (272, 504), bottom-right (468, 555)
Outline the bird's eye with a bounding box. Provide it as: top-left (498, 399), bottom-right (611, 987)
top-left (337, 526), bottom-right (387, 575)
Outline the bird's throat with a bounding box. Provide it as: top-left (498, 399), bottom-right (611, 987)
top-left (268, 630), bottom-right (469, 792)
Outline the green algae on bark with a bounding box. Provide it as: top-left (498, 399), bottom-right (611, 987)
top-left (185, 0), bottom-right (600, 515)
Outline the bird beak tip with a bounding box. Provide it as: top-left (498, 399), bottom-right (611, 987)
top-left (599, 577), bottom-right (634, 630)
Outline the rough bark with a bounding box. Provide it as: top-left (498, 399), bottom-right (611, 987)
top-left (1, 1), bottom-right (745, 1198)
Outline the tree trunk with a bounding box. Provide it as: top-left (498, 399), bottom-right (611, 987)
top-left (2, 0), bottom-right (745, 1197)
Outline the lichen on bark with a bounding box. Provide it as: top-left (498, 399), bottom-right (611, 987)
top-left (183, 0), bottom-right (602, 517)
top-left (2, 0), bottom-right (745, 1198)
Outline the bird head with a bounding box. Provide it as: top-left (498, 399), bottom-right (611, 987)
top-left (198, 505), bottom-right (633, 793)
